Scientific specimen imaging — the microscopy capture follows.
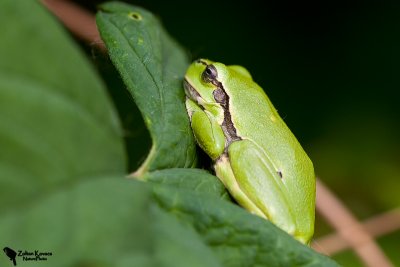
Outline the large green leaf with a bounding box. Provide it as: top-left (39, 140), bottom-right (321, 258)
top-left (96, 2), bottom-right (197, 176)
top-left (153, 185), bottom-right (340, 267)
top-left (145, 168), bottom-right (229, 199)
top-left (0, 177), bottom-right (153, 267)
top-left (152, 204), bottom-right (223, 267)
top-left (0, 175), bottom-right (226, 267)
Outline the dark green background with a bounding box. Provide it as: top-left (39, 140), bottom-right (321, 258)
top-left (74, 1), bottom-right (400, 265)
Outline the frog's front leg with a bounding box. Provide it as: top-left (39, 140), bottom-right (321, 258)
top-left (185, 98), bottom-right (225, 160)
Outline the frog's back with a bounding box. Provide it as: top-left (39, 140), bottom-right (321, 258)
top-left (225, 70), bottom-right (315, 241)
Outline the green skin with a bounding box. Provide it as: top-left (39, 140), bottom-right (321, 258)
top-left (184, 59), bottom-right (315, 244)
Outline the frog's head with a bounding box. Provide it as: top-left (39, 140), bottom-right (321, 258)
top-left (183, 59), bottom-right (230, 123)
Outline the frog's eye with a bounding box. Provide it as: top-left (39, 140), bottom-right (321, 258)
top-left (201, 65), bottom-right (218, 83)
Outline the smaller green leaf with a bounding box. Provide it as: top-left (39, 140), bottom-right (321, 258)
top-left (96, 2), bottom-right (197, 176)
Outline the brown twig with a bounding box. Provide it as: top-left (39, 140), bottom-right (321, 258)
top-left (313, 208), bottom-right (400, 255)
top-left (315, 179), bottom-right (393, 267)
top-left (41, 0), bottom-right (105, 51)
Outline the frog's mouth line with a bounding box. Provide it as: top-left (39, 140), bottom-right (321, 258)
top-left (183, 78), bottom-right (202, 104)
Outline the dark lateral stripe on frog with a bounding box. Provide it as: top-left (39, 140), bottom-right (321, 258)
top-left (212, 79), bottom-right (242, 147)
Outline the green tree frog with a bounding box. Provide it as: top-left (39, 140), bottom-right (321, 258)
top-left (184, 59), bottom-right (315, 244)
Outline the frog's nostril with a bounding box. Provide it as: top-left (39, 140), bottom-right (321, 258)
top-left (196, 59), bottom-right (208, 66)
